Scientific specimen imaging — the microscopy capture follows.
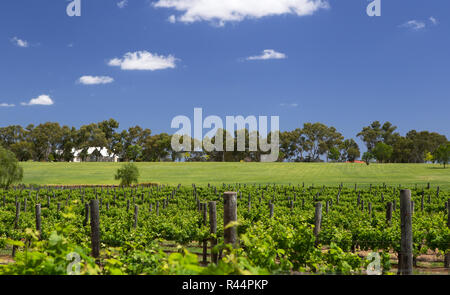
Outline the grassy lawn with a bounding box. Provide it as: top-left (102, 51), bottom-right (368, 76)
top-left (19, 162), bottom-right (450, 189)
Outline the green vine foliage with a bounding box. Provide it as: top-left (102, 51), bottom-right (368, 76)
top-left (0, 184), bottom-right (448, 274)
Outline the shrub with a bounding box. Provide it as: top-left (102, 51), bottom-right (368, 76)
top-left (0, 146), bottom-right (23, 189)
top-left (114, 163), bottom-right (139, 186)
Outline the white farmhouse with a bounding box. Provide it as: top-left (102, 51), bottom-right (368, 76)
top-left (72, 147), bottom-right (119, 163)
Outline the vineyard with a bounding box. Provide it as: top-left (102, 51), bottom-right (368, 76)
top-left (0, 183), bottom-right (449, 275)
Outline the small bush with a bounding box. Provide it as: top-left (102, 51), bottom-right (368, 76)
top-left (114, 163), bottom-right (139, 187)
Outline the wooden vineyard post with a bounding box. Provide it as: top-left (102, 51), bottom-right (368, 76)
top-left (399, 190), bottom-right (413, 275)
top-left (57, 203), bottom-right (61, 214)
top-left (35, 204), bottom-right (42, 240)
top-left (386, 202), bottom-right (393, 225)
top-left (83, 203), bottom-right (90, 226)
top-left (202, 203), bottom-right (208, 264)
top-left (12, 202), bottom-right (20, 258)
top-left (133, 205), bottom-right (138, 229)
top-left (209, 201), bottom-right (218, 264)
top-left (445, 198), bottom-right (450, 268)
top-left (90, 199), bottom-right (100, 259)
top-left (314, 202), bottom-right (322, 247)
top-left (421, 194), bottom-right (424, 212)
top-left (223, 192), bottom-right (238, 248)
top-left (23, 197), bottom-right (27, 212)
top-left (156, 201), bottom-right (160, 216)
top-left (269, 203), bottom-right (274, 218)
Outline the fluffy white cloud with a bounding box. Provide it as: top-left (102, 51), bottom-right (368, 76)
top-left (153, 0), bottom-right (329, 25)
top-left (247, 49), bottom-right (287, 60)
top-left (108, 51), bottom-right (177, 71)
top-left (0, 103), bottom-right (15, 107)
top-left (429, 16), bottom-right (438, 25)
top-left (21, 95), bottom-right (54, 106)
top-left (11, 37), bottom-right (29, 48)
top-left (78, 76), bottom-right (114, 85)
top-left (117, 0), bottom-right (128, 8)
top-left (400, 20), bottom-right (426, 31)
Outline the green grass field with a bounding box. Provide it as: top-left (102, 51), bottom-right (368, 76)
top-left (19, 162), bottom-right (450, 189)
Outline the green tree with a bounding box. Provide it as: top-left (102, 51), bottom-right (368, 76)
top-left (424, 152), bottom-right (433, 163)
top-left (126, 145), bottom-right (143, 162)
top-left (362, 152), bottom-right (374, 166)
top-left (0, 146), bottom-right (24, 188)
top-left (433, 143), bottom-right (450, 168)
top-left (327, 147), bottom-right (341, 162)
top-left (142, 133), bottom-right (172, 162)
top-left (29, 122), bottom-right (63, 161)
top-left (114, 163), bottom-right (139, 186)
top-left (9, 141), bottom-right (34, 161)
top-left (339, 139), bottom-right (360, 162)
top-left (98, 119), bottom-right (120, 158)
top-left (279, 129), bottom-right (304, 162)
top-left (357, 121), bottom-right (398, 152)
top-left (301, 123), bottom-right (343, 162)
top-left (372, 142), bottom-right (393, 163)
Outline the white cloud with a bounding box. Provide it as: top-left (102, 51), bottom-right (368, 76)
top-left (117, 0), bottom-right (128, 8)
top-left (11, 37), bottom-right (29, 48)
top-left (153, 0), bottom-right (329, 25)
top-left (247, 49), bottom-right (287, 60)
top-left (0, 103), bottom-right (15, 107)
top-left (280, 103), bottom-right (298, 108)
top-left (429, 16), bottom-right (438, 25)
top-left (168, 15), bottom-right (176, 23)
top-left (108, 51), bottom-right (177, 71)
top-left (78, 75), bottom-right (114, 85)
top-left (21, 95), bottom-right (54, 106)
top-left (400, 20), bottom-right (426, 31)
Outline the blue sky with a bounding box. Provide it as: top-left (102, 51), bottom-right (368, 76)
top-left (0, 0), bottom-right (449, 150)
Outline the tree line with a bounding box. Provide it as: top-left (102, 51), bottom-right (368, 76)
top-left (0, 119), bottom-right (448, 165)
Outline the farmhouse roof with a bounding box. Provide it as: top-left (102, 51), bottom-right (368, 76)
top-left (72, 147), bottom-right (112, 157)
